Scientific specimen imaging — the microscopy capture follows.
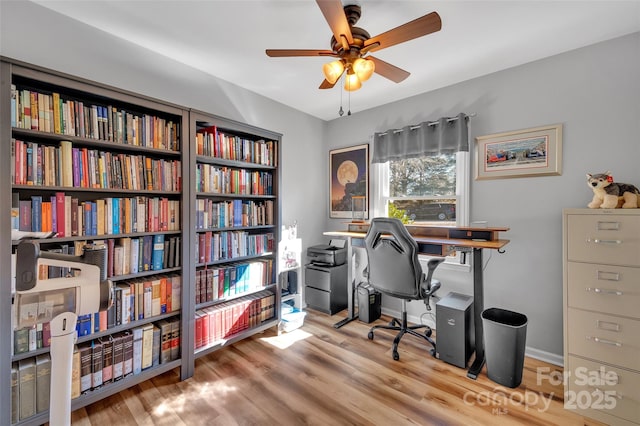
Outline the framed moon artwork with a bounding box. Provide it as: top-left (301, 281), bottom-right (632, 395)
top-left (329, 144), bottom-right (369, 219)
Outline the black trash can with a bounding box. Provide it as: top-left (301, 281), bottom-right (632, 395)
top-left (482, 307), bottom-right (528, 388)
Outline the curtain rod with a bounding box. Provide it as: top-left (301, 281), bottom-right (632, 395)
top-left (378, 112), bottom-right (476, 135)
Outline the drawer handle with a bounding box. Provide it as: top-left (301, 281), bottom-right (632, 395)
top-left (586, 336), bottom-right (622, 347)
top-left (586, 238), bottom-right (622, 245)
top-left (596, 320), bottom-right (621, 332)
top-left (586, 287), bottom-right (623, 296)
top-left (596, 271), bottom-right (620, 281)
top-left (596, 221), bottom-right (620, 231)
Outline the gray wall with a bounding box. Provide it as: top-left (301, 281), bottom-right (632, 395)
top-left (325, 32), bottom-right (640, 363)
top-left (0, 0), bottom-right (329, 256)
top-left (2, 1), bottom-right (639, 364)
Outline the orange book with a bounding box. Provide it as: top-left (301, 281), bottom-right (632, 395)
top-left (145, 157), bottom-right (153, 190)
top-left (160, 277), bottom-right (167, 314)
top-left (41, 201), bottom-right (51, 232)
top-left (30, 91), bottom-right (38, 130)
top-left (124, 198), bottom-right (132, 234)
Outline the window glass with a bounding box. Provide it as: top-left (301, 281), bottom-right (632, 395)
top-left (388, 154), bottom-right (457, 225)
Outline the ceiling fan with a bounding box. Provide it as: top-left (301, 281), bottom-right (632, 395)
top-left (265, 0), bottom-right (442, 91)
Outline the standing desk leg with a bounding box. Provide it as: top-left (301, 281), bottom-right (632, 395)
top-left (334, 236), bottom-right (358, 328)
top-left (467, 248), bottom-right (485, 379)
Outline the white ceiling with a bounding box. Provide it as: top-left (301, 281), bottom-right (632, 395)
top-left (32, 0), bottom-right (640, 121)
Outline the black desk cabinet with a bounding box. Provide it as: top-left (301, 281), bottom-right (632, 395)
top-left (305, 263), bottom-right (348, 315)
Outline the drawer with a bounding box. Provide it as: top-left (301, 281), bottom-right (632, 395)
top-left (305, 266), bottom-right (332, 291)
top-left (305, 264), bottom-right (347, 292)
top-left (567, 262), bottom-right (640, 318)
top-left (567, 308), bottom-right (640, 371)
top-left (305, 286), bottom-right (346, 315)
top-left (566, 355), bottom-right (640, 424)
top-left (567, 214), bottom-right (640, 266)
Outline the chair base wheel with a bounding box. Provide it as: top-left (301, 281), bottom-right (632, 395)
top-left (368, 331), bottom-right (374, 340)
top-left (425, 328), bottom-right (432, 338)
top-left (393, 351), bottom-right (400, 361)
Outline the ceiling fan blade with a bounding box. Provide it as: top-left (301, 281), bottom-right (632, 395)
top-left (368, 56), bottom-right (410, 83)
top-left (364, 12), bottom-right (441, 53)
top-left (319, 79), bottom-right (337, 89)
top-left (266, 49), bottom-right (337, 57)
top-left (316, 0), bottom-right (353, 50)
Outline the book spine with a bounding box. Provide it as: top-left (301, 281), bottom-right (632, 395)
top-left (19, 358), bottom-right (36, 420)
top-left (92, 341), bottom-right (103, 389)
top-left (152, 233), bottom-right (165, 270)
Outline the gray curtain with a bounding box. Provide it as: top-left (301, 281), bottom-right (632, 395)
top-left (371, 112), bottom-right (469, 163)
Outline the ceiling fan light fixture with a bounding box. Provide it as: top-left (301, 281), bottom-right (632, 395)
top-left (344, 71), bottom-right (361, 92)
top-left (352, 58), bottom-right (375, 82)
top-left (323, 60), bottom-right (345, 84)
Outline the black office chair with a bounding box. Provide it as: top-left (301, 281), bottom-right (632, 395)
top-left (364, 217), bottom-right (444, 360)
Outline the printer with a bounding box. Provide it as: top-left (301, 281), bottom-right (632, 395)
top-left (306, 244), bottom-right (347, 267)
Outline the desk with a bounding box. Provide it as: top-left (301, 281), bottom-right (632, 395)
top-left (324, 224), bottom-right (510, 380)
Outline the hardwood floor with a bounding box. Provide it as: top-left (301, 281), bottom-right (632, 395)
top-left (70, 310), bottom-right (606, 426)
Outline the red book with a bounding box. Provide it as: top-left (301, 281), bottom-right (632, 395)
top-left (42, 322), bottom-right (51, 347)
top-left (198, 233), bottom-right (205, 264)
top-left (204, 231), bottom-right (212, 263)
top-left (201, 312), bottom-right (210, 347)
top-left (194, 312), bottom-right (203, 349)
top-left (81, 148), bottom-right (89, 188)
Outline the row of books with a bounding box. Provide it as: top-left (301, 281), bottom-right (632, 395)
top-left (195, 198), bottom-right (274, 229)
top-left (195, 259), bottom-right (275, 304)
top-left (195, 231), bottom-right (274, 264)
top-left (196, 125), bottom-right (276, 166)
top-left (195, 164), bottom-right (273, 195)
top-left (10, 85), bottom-right (180, 151)
top-left (105, 235), bottom-right (182, 277)
top-left (11, 318), bottom-right (180, 423)
top-left (194, 290), bottom-right (275, 350)
top-left (14, 273), bottom-right (182, 355)
top-left (12, 139), bottom-right (182, 192)
top-left (14, 193), bottom-right (180, 236)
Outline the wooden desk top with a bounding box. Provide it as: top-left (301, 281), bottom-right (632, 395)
top-left (324, 225), bottom-right (510, 256)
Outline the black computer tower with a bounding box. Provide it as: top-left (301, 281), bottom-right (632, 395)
top-left (357, 283), bottom-right (381, 323)
top-left (436, 292), bottom-right (474, 368)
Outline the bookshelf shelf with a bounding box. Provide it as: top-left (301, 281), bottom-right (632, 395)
top-left (196, 192), bottom-right (276, 199)
top-left (195, 282), bottom-right (278, 310)
top-left (193, 319), bottom-right (279, 359)
top-left (196, 155), bottom-right (276, 170)
top-left (12, 128), bottom-right (182, 158)
top-left (13, 185), bottom-right (181, 195)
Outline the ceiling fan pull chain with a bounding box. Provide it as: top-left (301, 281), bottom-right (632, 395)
top-left (348, 89), bottom-right (352, 116)
top-left (339, 74), bottom-right (345, 116)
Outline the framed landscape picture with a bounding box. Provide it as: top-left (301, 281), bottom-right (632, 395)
top-left (329, 144), bottom-right (369, 219)
top-left (475, 123), bottom-right (563, 180)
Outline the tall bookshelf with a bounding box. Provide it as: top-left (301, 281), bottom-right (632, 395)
top-left (188, 111), bottom-right (282, 360)
top-left (0, 59), bottom-right (190, 426)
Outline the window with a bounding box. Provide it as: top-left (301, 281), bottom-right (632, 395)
top-left (371, 151), bottom-right (470, 264)
top-left (372, 151), bottom-right (469, 226)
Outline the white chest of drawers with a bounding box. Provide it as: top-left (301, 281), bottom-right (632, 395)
top-left (563, 209), bottom-right (640, 425)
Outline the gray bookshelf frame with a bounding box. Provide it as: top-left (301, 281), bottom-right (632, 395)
top-left (1, 57), bottom-right (283, 426)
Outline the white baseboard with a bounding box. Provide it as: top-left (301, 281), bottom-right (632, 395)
top-left (524, 347), bottom-right (564, 366)
top-left (380, 307), bottom-right (564, 367)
